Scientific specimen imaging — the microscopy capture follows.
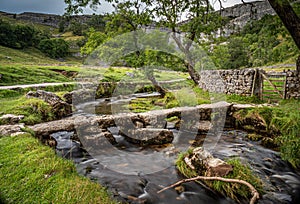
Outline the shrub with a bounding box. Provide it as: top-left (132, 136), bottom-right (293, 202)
top-left (38, 38), bottom-right (69, 58)
top-left (0, 20), bottom-right (40, 49)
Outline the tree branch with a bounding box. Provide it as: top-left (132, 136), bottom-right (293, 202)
top-left (157, 176), bottom-right (260, 204)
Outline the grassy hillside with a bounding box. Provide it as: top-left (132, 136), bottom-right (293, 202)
top-left (0, 65), bottom-right (74, 86)
top-left (0, 45), bottom-right (82, 65)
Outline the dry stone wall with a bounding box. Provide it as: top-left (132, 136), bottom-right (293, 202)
top-left (285, 70), bottom-right (300, 99)
top-left (199, 68), bottom-right (300, 100)
top-left (199, 69), bottom-right (256, 96)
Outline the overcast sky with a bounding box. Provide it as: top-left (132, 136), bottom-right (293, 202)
top-left (0, 0), bottom-right (254, 15)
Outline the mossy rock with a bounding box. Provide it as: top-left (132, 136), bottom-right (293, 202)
top-left (176, 150), bottom-right (264, 202)
top-left (261, 137), bottom-right (278, 149)
top-left (246, 133), bottom-right (263, 141)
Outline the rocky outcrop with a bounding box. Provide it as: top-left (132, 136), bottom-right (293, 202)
top-left (0, 11), bottom-right (94, 28)
top-left (63, 89), bottom-right (96, 104)
top-left (0, 124), bottom-right (26, 137)
top-left (219, 0), bottom-right (275, 35)
top-left (0, 114), bottom-right (24, 125)
top-left (26, 90), bottom-right (72, 118)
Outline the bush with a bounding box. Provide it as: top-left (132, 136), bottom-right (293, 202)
top-left (38, 38), bottom-right (69, 58)
top-left (0, 20), bottom-right (39, 49)
top-left (0, 20), bottom-right (49, 49)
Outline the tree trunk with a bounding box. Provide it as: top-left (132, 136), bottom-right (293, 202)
top-left (297, 55), bottom-right (300, 73)
top-left (186, 63), bottom-right (201, 84)
top-left (147, 73), bottom-right (167, 97)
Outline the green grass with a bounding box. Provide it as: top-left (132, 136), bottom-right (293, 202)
top-left (101, 67), bottom-right (188, 83)
top-left (176, 150), bottom-right (264, 202)
top-left (0, 133), bottom-right (117, 204)
top-left (0, 46), bottom-right (65, 65)
top-left (0, 65), bottom-right (74, 86)
top-left (0, 84), bottom-right (75, 98)
top-left (272, 100), bottom-right (300, 168)
top-left (233, 100), bottom-right (300, 168)
top-left (0, 90), bottom-right (75, 125)
top-left (226, 94), bottom-right (263, 104)
top-left (0, 96), bottom-right (55, 125)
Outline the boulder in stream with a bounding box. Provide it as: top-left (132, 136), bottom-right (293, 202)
top-left (185, 147), bottom-right (233, 177)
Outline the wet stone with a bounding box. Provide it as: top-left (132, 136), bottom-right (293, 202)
top-left (119, 128), bottom-right (174, 146)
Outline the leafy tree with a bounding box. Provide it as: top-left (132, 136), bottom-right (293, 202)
top-left (0, 20), bottom-right (17, 48)
top-left (58, 18), bottom-right (67, 33)
top-left (68, 19), bottom-right (87, 36)
top-left (65, 0), bottom-right (300, 72)
top-left (208, 43), bottom-right (230, 69)
top-left (104, 0), bottom-right (152, 36)
top-left (152, 0), bottom-right (221, 83)
top-left (0, 20), bottom-right (47, 49)
top-left (226, 37), bottom-right (249, 69)
top-left (267, 0), bottom-right (300, 71)
top-left (64, 0), bottom-right (222, 85)
top-left (38, 38), bottom-right (69, 58)
top-left (81, 28), bottom-right (107, 55)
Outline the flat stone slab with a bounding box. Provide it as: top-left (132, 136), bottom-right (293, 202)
top-left (0, 114), bottom-right (24, 125)
top-left (120, 128), bottom-right (174, 145)
top-left (0, 124), bottom-right (26, 137)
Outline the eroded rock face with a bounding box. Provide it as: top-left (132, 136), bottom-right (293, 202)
top-left (0, 114), bottom-right (24, 125)
top-left (26, 90), bottom-right (72, 118)
top-left (185, 147), bottom-right (233, 177)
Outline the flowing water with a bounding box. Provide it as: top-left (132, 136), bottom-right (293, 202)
top-left (52, 94), bottom-right (300, 204)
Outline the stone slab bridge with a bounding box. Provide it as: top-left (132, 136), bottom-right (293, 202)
top-left (29, 102), bottom-right (259, 147)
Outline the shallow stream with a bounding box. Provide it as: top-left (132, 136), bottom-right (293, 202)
top-left (52, 94), bottom-right (300, 204)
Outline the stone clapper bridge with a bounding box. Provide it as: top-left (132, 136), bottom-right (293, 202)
top-left (30, 101), bottom-right (255, 151)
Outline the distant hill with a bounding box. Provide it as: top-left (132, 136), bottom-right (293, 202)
top-left (0, 0), bottom-right (274, 30)
top-left (0, 11), bottom-right (96, 28)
